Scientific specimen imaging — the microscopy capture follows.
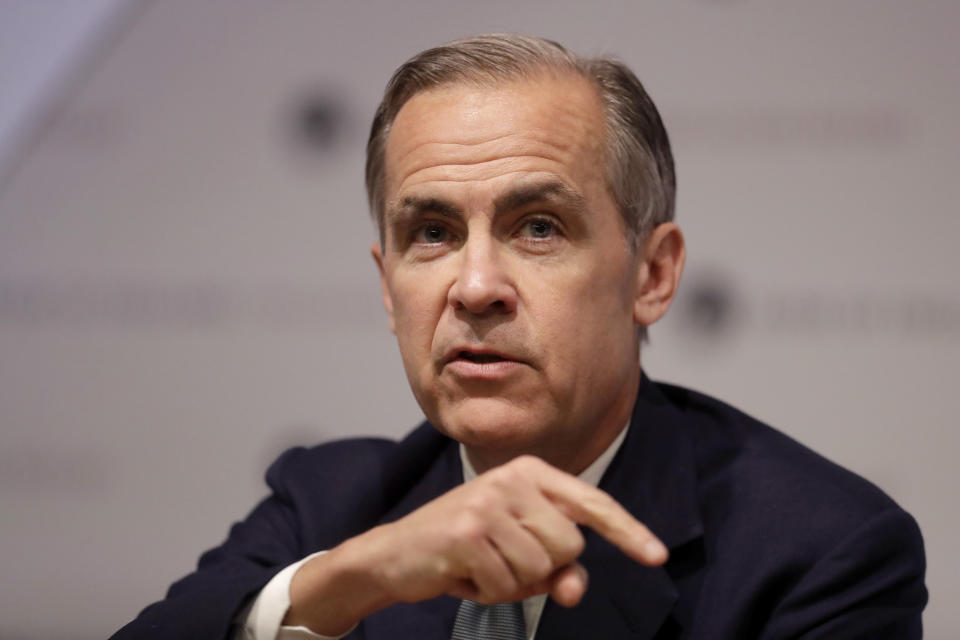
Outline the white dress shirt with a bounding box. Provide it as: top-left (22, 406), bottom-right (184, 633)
top-left (236, 424), bottom-right (629, 640)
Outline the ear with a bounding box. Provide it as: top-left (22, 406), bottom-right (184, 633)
top-left (633, 222), bottom-right (686, 327)
top-left (371, 242), bottom-right (396, 334)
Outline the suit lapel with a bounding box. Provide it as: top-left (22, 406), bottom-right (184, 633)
top-left (536, 377), bottom-right (704, 639)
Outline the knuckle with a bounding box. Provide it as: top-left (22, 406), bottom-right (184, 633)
top-left (472, 568), bottom-right (518, 601)
top-left (464, 489), bottom-right (496, 514)
top-left (510, 548), bottom-right (553, 585)
top-left (498, 574), bottom-right (520, 596)
top-left (430, 555), bottom-right (455, 582)
top-left (582, 488), bottom-right (615, 517)
top-left (570, 533), bottom-right (587, 559)
top-left (486, 464), bottom-right (520, 489)
top-left (450, 512), bottom-right (487, 542)
top-left (485, 457), bottom-right (543, 493)
top-left (529, 552), bottom-right (555, 581)
top-left (554, 528), bottom-right (586, 563)
top-left (512, 454), bottom-right (543, 472)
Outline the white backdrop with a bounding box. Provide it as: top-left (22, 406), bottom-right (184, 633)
top-left (0, 1), bottom-right (957, 637)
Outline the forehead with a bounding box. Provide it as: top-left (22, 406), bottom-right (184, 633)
top-left (383, 73), bottom-right (608, 206)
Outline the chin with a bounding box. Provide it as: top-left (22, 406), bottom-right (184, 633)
top-left (432, 396), bottom-right (548, 451)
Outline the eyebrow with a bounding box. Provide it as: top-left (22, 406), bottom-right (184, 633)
top-left (386, 179), bottom-right (586, 226)
top-left (388, 196), bottom-right (463, 225)
top-left (493, 180), bottom-right (587, 215)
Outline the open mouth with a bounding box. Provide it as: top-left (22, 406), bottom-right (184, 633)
top-left (457, 351), bottom-right (508, 364)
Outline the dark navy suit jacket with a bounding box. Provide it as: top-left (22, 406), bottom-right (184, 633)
top-left (112, 379), bottom-right (927, 639)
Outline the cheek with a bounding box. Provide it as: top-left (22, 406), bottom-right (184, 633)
top-left (533, 261), bottom-right (636, 373)
top-left (389, 274), bottom-right (447, 358)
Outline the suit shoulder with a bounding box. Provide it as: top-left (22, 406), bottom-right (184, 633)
top-left (266, 421), bottom-right (448, 497)
top-left (257, 422), bottom-right (453, 548)
top-left (267, 435), bottom-right (397, 486)
top-left (653, 382), bottom-right (926, 634)
top-left (655, 382), bottom-right (910, 540)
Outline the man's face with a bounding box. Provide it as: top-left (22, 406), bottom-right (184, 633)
top-left (373, 73), bottom-right (645, 473)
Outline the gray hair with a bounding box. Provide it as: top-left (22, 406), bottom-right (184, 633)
top-left (364, 33), bottom-right (676, 248)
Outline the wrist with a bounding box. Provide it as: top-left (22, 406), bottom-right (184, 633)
top-left (284, 533), bottom-right (394, 635)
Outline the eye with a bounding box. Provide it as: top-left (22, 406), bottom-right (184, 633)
top-left (522, 218), bottom-right (556, 239)
top-left (414, 223), bottom-right (449, 244)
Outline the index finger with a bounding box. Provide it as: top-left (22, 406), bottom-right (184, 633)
top-left (531, 459), bottom-right (668, 566)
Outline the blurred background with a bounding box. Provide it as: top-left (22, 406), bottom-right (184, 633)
top-left (1, 1), bottom-right (957, 637)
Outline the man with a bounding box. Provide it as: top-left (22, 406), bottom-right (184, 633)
top-left (113, 34), bottom-right (926, 639)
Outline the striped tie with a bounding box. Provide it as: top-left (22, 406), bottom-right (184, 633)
top-left (450, 599), bottom-right (526, 640)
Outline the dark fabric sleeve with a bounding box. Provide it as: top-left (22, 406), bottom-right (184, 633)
top-left (109, 447), bottom-right (317, 640)
top-left (761, 507), bottom-right (928, 640)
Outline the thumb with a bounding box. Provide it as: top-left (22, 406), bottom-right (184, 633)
top-left (549, 562), bottom-right (588, 607)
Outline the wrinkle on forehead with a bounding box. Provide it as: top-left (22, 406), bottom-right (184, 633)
top-left (384, 74), bottom-right (606, 200)
top-left (397, 156), bottom-right (573, 191)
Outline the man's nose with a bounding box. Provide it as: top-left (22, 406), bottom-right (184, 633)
top-left (447, 237), bottom-right (517, 315)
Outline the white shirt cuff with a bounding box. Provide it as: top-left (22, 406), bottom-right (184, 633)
top-left (237, 551), bottom-right (356, 640)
